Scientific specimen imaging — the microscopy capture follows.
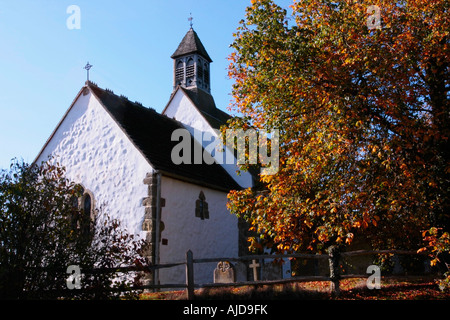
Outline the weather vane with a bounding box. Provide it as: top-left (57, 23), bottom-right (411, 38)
top-left (84, 62), bottom-right (93, 82)
top-left (188, 13), bottom-right (193, 28)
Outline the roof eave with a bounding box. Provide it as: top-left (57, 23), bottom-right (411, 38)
top-left (159, 169), bottom-right (242, 192)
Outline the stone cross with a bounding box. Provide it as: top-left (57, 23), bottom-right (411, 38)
top-left (84, 62), bottom-right (93, 82)
top-left (249, 259), bottom-right (260, 281)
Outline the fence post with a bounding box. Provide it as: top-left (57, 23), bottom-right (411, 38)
top-left (186, 250), bottom-right (195, 300)
top-left (327, 245), bottom-right (341, 296)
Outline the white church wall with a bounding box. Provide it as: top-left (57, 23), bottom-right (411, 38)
top-left (35, 89), bottom-right (153, 239)
top-left (158, 175), bottom-right (240, 285)
top-left (164, 89), bottom-right (210, 132)
top-left (164, 90), bottom-right (253, 189)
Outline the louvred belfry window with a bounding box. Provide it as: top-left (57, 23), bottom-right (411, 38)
top-left (175, 60), bottom-right (184, 84)
top-left (197, 59), bottom-right (204, 79)
top-left (186, 58), bottom-right (195, 78)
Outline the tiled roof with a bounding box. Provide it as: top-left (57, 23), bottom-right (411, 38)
top-left (171, 28), bottom-right (213, 62)
top-left (88, 83), bottom-right (241, 192)
top-left (179, 86), bottom-right (231, 130)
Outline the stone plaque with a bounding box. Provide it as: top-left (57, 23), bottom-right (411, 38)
top-left (213, 261), bottom-right (235, 284)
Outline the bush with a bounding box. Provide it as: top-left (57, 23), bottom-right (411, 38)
top-left (0, 160), bottom-right (148, 299)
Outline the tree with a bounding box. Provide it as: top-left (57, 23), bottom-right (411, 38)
top-left (226, 0), bottom-right (449, 254)
top-left (0, 160), bottom-right (148, 299)
top-left (419, 228), bottom-right (450, 291)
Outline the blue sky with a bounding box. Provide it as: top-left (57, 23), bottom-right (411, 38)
top-left (0, 0), bottom-right (293, 169)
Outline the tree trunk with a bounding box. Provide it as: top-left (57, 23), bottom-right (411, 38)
top-left (328, 245), bottom-right (341, 297)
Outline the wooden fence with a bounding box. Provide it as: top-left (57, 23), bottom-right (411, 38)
top-left (26, 248), bottom-right (431, 299)
top-left (182, 248), bottom-right (430, 299)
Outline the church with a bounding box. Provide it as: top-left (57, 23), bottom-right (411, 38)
top-left (34, 27), bottom-right (255, 286)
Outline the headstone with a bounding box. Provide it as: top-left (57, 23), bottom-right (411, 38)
top-left (262, 261), bottom-right (283, 280)
top-left (282, 259), bottom-right (292, 279)
top-left (234, 262), bottom-right (248, 282)
top-left (214, 261), bottom-right (235, 283)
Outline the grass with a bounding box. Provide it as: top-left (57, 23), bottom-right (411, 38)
top-left (140, 276), bottom-right (450, 300)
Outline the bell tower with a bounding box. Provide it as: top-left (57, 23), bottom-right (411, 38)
top-left (171, 28), bottom-right (213, 94)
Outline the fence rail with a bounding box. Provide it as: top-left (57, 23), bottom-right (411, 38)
top-left (24, 248), bottom-right (431, 299)
top-left (183, 248), bottom-right (429, 299)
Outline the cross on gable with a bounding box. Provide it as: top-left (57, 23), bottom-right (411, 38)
top-left (188, 13), bottom-right (193, 28)
top-left (84, 62), bottom-right (93, 82)
top-left (249, 259), bottom-right (260, 281)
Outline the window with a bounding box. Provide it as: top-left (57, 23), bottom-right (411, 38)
top-left (197, 59), bottom-right (204, 79)
top-left (186, 58), bottom-right (195, 78)
top-left (80, 192), bottom-right (93, 238)
top-left (195, 191), bottom-right (209, 220)
top-left (71, 186), bottom-right (96, 238)
top-left (175, 60), bottom-right (184, 84)
top-left (83, 193), bottom-right (92, 218)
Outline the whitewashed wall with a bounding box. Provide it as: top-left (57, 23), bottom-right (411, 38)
top-left (158, 176), bottom-right (240, 285)
top-left (164, 89), bottom-right (253, 189)
top-left (164, 90), bottom-right (211, 132)
top-left (35, 88), bottom-right (152, 239)
top-left (36, 86), bottom-right (244, 285)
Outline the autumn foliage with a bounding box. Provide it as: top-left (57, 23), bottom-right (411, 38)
top-left (226, 0), bottom-right (449, 254)
top-left (419, 228), bottom-right (450, 291)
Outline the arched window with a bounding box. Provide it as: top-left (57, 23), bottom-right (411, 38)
top-left (70, 186), bottom-right (96, 238)
top-left (197, 58), bottom-right (204, 80)
top-left (175, 60), bottom-right (184, 85)
top-left (83, 193), bottom-right (92, 217)
top-left (186, 58), bottom-right (195, 80)
top-left (81, 192), bottom-right (94, 239)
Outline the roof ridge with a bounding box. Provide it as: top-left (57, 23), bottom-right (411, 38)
top-left (87, 81), bottom-right (158, 113)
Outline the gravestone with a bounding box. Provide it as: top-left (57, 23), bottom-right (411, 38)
top-left (214, 261), bottom-right (235, 283)
top-left (262, 260), bottom-right (283, 280)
